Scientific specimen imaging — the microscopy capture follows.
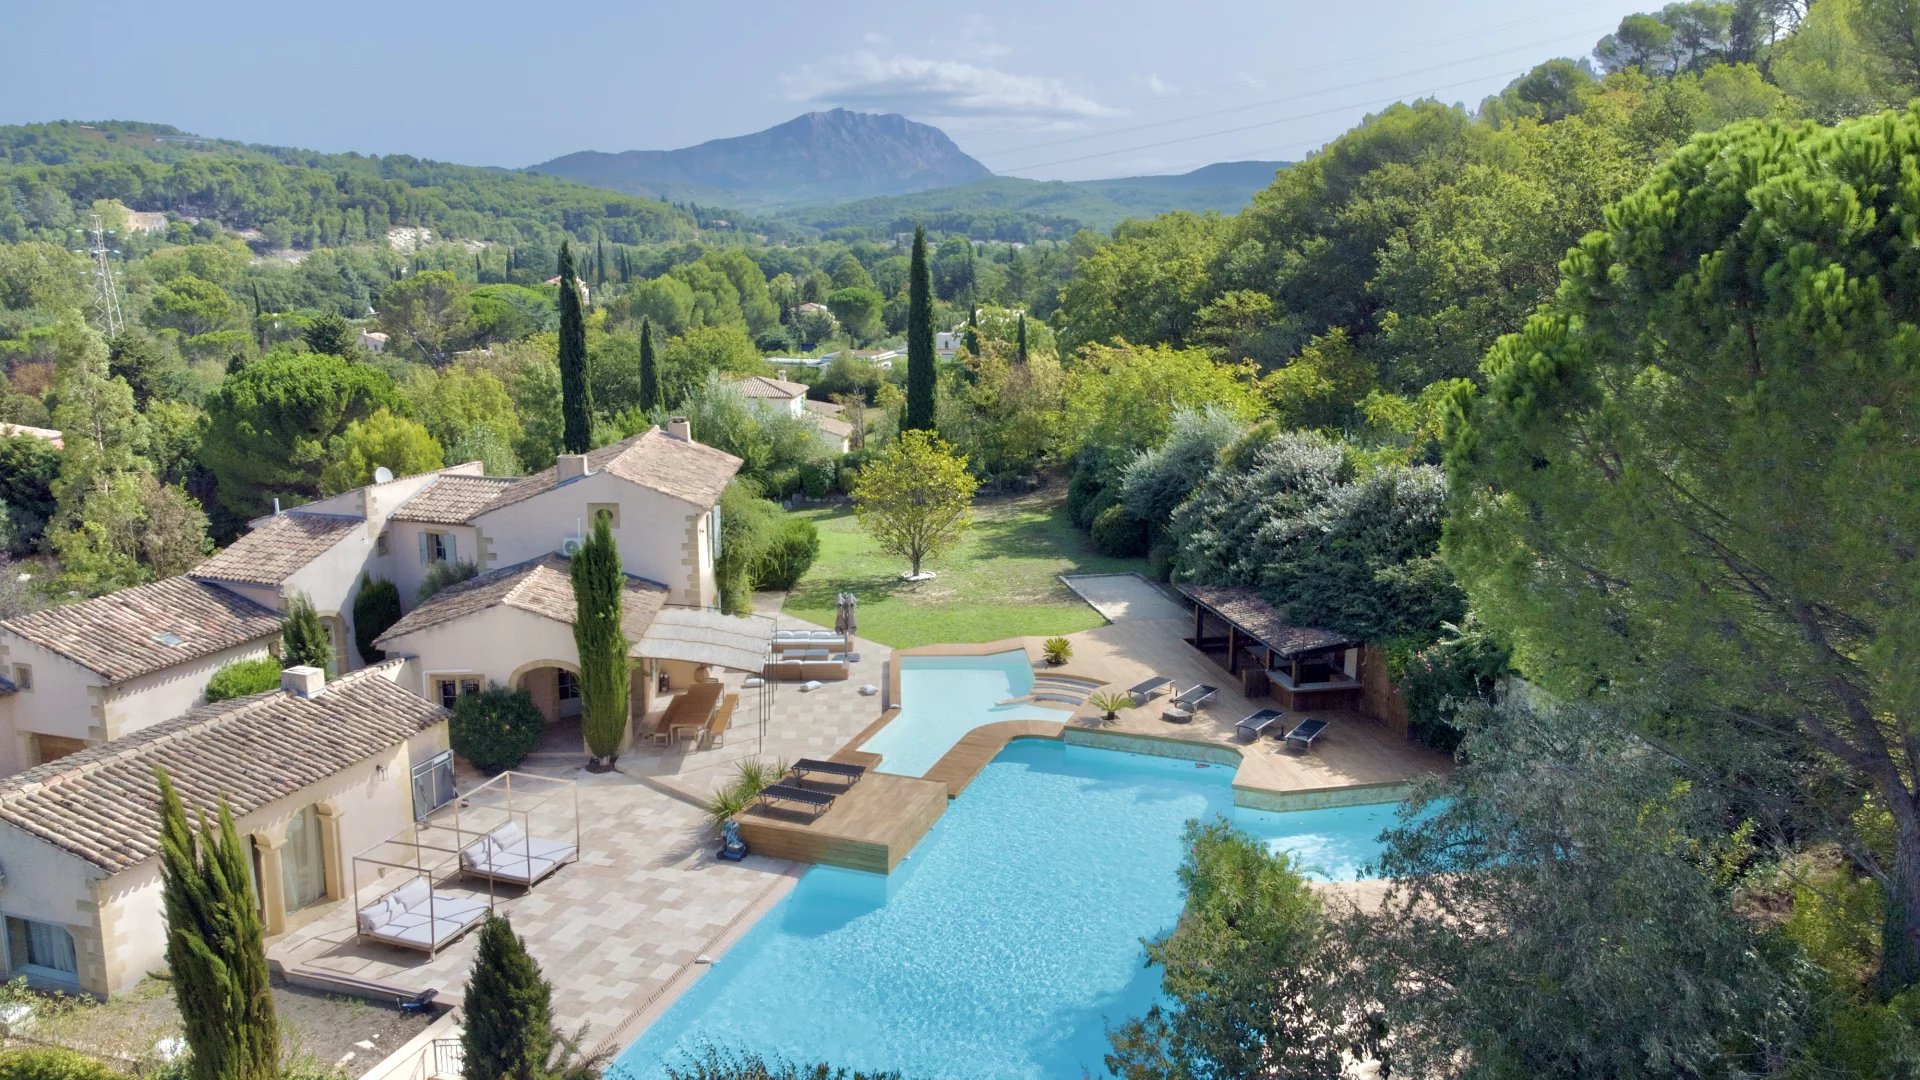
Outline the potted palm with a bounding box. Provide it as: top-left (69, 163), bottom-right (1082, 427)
top-left (1042, 637), bottom-right (1073, 666)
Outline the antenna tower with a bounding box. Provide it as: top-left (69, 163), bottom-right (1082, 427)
top-left (87, 214), bottom-right (124, 337)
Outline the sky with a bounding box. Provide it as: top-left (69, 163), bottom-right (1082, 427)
top-left (3, 0), bottom-right (1654, 181)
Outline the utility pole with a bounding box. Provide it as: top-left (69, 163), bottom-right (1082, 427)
top-left (86, 214), bottom-right (124, 336)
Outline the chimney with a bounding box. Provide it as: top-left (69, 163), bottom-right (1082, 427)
top-left (667, 416), bottom-right (692, 443)
top-left (556, 453), bottom-right (590, 482)
top-left (776, 368), bottom-right (789, 382)
top-left (281, 665), bottom-right (325, 698)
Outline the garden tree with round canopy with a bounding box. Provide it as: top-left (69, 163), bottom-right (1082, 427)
top-left (850, 430), bottom-right (978, 579)
top-left (1444, 109), bottom-right (1920, 995)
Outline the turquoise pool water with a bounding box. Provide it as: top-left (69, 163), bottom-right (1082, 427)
top-left (856, 651), bottom-right (1060, 776)
top-left (613, 739), bottom-right (1412, 1079)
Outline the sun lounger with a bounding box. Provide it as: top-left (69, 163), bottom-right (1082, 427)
top-left (1172, 684), bottom-right (1219, 710)
top-left (1235, 709), bottom-right (1286, 741)
top-left (460, 820), bottom-right (578, 886)
top-left (1127, 676), bottom-right (1174, 705)
top-left (356, 877), bottom-right (488, 954)
top-left (759, 783), bottom-right (836, 817)
top-left (1284, 717), bottom-right (1330, 751)
top-left (792, 758), bottom-right (866, 784)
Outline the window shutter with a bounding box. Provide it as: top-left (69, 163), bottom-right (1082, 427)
top-left (418, 531), bottom-right (430, 564)
top-left (446, 534), bottom-right (458, 564)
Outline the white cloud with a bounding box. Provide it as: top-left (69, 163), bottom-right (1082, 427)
top-left (861, 31), bottom-right (887, 46)
top-left (783, 52), bottom-right (1117, 124)
top-left (1135, 73), bottom-right (1178, 97)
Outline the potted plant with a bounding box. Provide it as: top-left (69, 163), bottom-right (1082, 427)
top-left (1087, 691), bottom-right (1130, 722)
top-left (1042, 637), bottom-right (1073, 666)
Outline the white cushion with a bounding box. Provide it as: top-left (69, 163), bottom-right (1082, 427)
top-left (491, 821), bottom-right (526, 851)
top-left (393, 877), bottom-right (432, 913)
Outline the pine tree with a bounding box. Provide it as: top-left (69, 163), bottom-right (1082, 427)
top-left (570, 513), bottom-right (630, 769)
top-left (461, 915), bottom-right (555, 1080)
top-left (904, 226), bottom-right (937, 432)
top-left (157, 768), bottom-right (279, 1080)
top-left (1016, 311), bottom-right (1029, 366)
top-left (281, 592), bottom-right (331, 673)
top-left (638, 317), bottom-right (660, 413)
top-left (556, 242), bottom-right (591, 453)
top-left (303, 311), bottom-right (356, 358)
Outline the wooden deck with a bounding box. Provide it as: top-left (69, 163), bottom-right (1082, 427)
top-left (734, 771), bottom-right (947, 873)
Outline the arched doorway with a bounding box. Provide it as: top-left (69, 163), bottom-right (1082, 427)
top-left (511, 661), bottom-right (585, 757)
top-left (281, 805), bottom-right (327, 913)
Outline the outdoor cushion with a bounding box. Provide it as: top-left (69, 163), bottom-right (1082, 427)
top-left (393, 877), bottom-right (432, 913)
top-left (492, 821), bottom-right (527, 851)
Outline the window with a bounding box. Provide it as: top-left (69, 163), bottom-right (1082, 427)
top-left (588, 503), bottom-right (620, 529)
top-left (375, 531), bottom-right (390, 557)
top-left (10, 665), bottom-right (29, 691)
top-left (5, 917), bottom-right (77, 981)
top-left (323, 615), bottom-right (348, 675)
top-left (411, 750), bottom-right (456, 820)
top-left (281, 805), bottom-right (327, 912)
top-left (419, 531), bottom-right (456, 565)
top-left (31, 734), bottom-right (87, 765)
top-left (556, 669), bottom-right (580, 701)
top-left (434, 677), bottom-right (481, 710)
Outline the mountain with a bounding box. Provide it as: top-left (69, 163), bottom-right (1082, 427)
top-left (532, 109), bottom-right (992, 209)
top-left (786, 161), bottom-right (1289, 241)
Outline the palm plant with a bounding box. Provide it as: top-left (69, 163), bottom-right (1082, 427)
top-left (1087, 691), bottom-right (1131, 722)
top-left (1042, 637), bottom-right (1073, 665)
top-left (703, 758), bottom-right (791, 834)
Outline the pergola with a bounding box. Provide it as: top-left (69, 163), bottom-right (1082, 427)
top-left (1175, 583), bottom-right (1363, 704)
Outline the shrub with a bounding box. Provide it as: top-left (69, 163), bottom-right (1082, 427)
top-left (418, 560), bottom-right (479, 603)
top-left (1042, 637), bottom-right (1072, 665)
top-left (754, 516), bottom-right (821, 591)
top-left (761, 466), bottom-right (801, 499)
top-left (449, 685), bottom-right (545, 773)
top-left (665, 1048), bottom-right (902, 1080)
top-left (0, 1048), bottom-right (119, 1080)
top-left (1091, 503), bottom-right (1150, 558)
top-left (352, 575), bottom-right (401, 664)
top-left (800, 459), bottom-right (836, 499)
top-left (1392, 616), bottom-right (1509, 753)
top-left (205, 656), bottom-right (285, 702)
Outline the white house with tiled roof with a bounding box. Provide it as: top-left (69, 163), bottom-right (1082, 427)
top-left (0, 662), bottom-right (448, 997)
top-left (734, 374), bottom-right (854, 452)
top-left (0, 577), bottom-right (283, 773)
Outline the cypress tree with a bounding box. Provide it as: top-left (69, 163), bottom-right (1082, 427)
top-left (904, 226), bottom-right (936, 432)
top-left (460, 915), bottom-right (555, 1080)
top-left (594, 236), bottom-right (607, 286)
top-left (963, 304), bottom-right (981, 357)
top-left (281, 592), bottom-right (332, 673)
top-left (556, 241), bottom-right (591, 453)
top-left (1016, 311), bottom-right (1029, 366)
top-left (638, 317), bottom-right (660, 413)
top-left (157, 768), bottom-right (279, 1080)
top-left (570, 513), bottom-right (630, 769)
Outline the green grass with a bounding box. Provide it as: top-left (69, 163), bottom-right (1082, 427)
top-left (782, 488), bottom-right (1147, 648)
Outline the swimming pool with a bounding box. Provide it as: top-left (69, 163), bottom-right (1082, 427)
top-left (613, 739), bottom-right (1412, 1079)
top-left (856, 651), bottom-right (1061, 776)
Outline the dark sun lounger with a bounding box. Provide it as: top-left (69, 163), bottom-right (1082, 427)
top-left (1235, 709), bottom-right (1286, 741)
top-left (1171, 684), bottom-right (1219, 710)
top-left (1284, 718), bottom-right (1330, 751)
top-left (792, 758), bottom-right (867, 784)
top-left (1127, 676), bottom-right (1175, 705)
top-left (759, 783), bottom-right (836, 816)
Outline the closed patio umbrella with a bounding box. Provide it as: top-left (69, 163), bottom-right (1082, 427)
top-left (842, 592), bottom-right (857, 640)
top-left (833, 592), bottom-right (850, 635)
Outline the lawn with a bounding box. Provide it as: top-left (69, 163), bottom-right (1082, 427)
top-left (781, 488), bottom-right (1147, 648)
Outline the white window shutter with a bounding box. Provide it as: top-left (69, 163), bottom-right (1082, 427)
top-left (446, 534), bottom-right (458, 563)
top-left (418, 531), bottom-right (430, 564)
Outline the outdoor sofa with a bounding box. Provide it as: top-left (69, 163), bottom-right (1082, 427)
top-left (356, 876), bottom-right (488, 954)
top-left (763, 656), bottom-right (851, 682)
top-left (773, 631), bottom-right (850, 653)
top-left (459, 820), bottom-right (578, 887)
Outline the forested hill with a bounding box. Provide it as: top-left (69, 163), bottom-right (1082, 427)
top-left (783, 161), bottom-right (1290, 241)
top-left (533, 110), bottom-right (993, 209)
top-left (0, 121), bottom-right (721, 249)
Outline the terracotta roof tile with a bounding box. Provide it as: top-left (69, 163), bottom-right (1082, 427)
top-left (1, 578), bottom-right (282, 683)
top-left (375, 554), bottom-right (665, 645)
top-left (0, 663), bottom-right (444, 873)
top-left (479, 428), bottom-right (740, 515)
top-left (191, 513), bottom-right (364, 586)
top-left (736, 375), bottom-right (808, 400)
top-left (390, 474), bottom-right (515, 524)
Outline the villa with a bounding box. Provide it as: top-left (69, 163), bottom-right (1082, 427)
top-left (734, 373), bottom-right (855, 452)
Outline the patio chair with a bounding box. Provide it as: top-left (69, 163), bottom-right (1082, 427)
top-left (1283, 717), bottom-right (1330, 752)
top-left (1127, 676), bottom-right (1174, 706)
top-left (1235, 709), bottom-right (1286, 742)
top-left (1171, 684), bottom-right (1219, 710)
top-left (758, 783), bottom-right (836, 818)
top-left (792, 758), bottom-right (867, 785)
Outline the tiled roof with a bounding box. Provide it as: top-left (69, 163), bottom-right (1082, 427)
top-left (802, 399), bottom-right (845, 418)
top-left (1, 578), bottom-right (282, 683)
top-left (479, 428), bottom-right (741, 514)
top-left (374, 554), bottom-right (665, 645)
top-left (736, 375), bottom-right (808, 400)
top-left (1175, 583), bottom-right (1359, 658)
top-left (0, 663), bottom-right (444, 874)
top-left (810, 414), bottom-right (854, 440)
top-left (191, 513), bottom-right (364, 586)
top-left (0, 423), bottom-right (63, 449)
top-left (391, 474), bottom-right (515, 524)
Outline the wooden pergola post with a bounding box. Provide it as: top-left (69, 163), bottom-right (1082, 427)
top-left (1226, 622), bottom-right (1240, 674)
top-left (1193, 599), bottom-right (1205, 644)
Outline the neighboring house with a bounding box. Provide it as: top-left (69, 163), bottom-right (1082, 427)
top-left (542, 275), bottom-right (591, 306)
top-left (358, 330), bottom-right (389, 353)
top-left (935, 330), bottom-right (961, 358)
top-left (0, 423), bottom-right (62, 450)
top-left (734, 375), bottom-right (853, 453)
top-left (796, 302), bottom-right (830, 317)
top-left (0, 577), bottom-right (282, 774)
top-left (763, 356), bottom-right (829, 370)
top-left (0, 662), bottom-right (449, 997)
